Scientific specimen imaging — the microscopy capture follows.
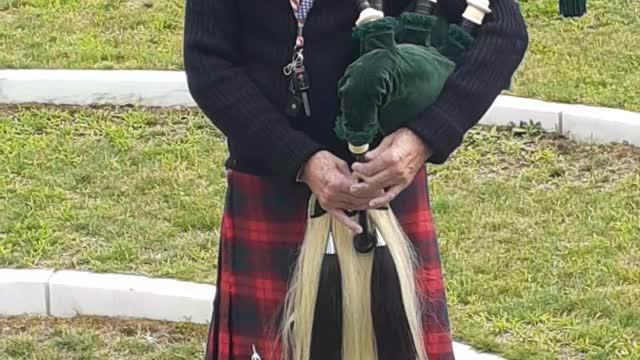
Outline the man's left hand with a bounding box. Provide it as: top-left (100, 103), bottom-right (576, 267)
top-left (350, 128), bottom-right (431, 208)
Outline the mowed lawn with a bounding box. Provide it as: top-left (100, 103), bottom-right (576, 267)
top-left (1, 107), bottom-right (639, 359)
top-left (0, 0), bottom-right (639, 112)
top-left (0, 107), bottom-right (227, 282)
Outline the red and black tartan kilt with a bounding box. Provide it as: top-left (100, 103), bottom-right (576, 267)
top-left (205, 168), bottom-right (454, 360)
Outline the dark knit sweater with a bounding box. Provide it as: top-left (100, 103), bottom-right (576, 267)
top-left (183, 0), bottom-right (528, 182)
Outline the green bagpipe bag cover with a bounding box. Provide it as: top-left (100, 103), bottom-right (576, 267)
top-left (335, 15), bottom-right (474, 147)
top-left (396, 12), bottom-right (474, 68)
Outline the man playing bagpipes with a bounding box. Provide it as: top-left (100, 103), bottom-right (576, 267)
top-left (183, 0), bottom-right (528, 358)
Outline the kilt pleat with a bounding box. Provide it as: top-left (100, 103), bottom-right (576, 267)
top-left (205, 168), bottom-right (454, 360)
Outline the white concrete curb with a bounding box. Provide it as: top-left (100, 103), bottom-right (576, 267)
top-left (453, 342), bottom-right (505, 360)
top-left (0, 70), bottom-right (194, 107)
top-left (0, 268), bottom-right (503, 360)
top-left (0, 269), bottom-right (214, 324)
top-left (49, 270), bottom-right (215, 324)
top-left (1, 69), bottom-right (639, 147)
top-left (0, 269), bottom-right (54, 316)
top-left (480, 96), bottom-right (640, 146)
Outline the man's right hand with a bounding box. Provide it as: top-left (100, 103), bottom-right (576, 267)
top-left (300, 151), bottom-right (377, 234)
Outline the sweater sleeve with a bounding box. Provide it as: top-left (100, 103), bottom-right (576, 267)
top-left (183, 0), bottom-right (324, 180)
top-left (405, 0), bottom-right (529, 164)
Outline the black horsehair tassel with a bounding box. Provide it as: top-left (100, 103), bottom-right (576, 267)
top-left (310, 233), bottom-right (343, 360)
top-left (370, 228), bottom-right (418, 360)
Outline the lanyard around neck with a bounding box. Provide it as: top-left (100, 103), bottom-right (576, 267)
top-left (283, 0), bottom-right (316, 118)
top-left (288, 0), bottom-right (315, 49)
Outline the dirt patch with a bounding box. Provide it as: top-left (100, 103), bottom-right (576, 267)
top-left (0, 316), bottom-right (208, 344)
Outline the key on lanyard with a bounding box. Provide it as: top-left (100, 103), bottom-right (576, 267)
top-left (293, 63), bottom-right (311, 117)
top-left (284, 0), bottom-right (314, 119)
top-left (285, 89), bottom-right (303, 118)
top-left (284, 50), bottom-right (311, 118)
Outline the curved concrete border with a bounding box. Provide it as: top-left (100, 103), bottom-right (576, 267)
top-left (481, 96), bottom-right (640, 147)
top-left (0, 268), bottom-right (503, 360)
top-left (1, 69), bottom-right (639, 147)
top-left (0, 70), bottom-right (194, 107)
top-left (0, 269), bottom-right (215, 323)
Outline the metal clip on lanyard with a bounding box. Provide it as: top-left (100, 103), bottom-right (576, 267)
top-left (284, 0), bottom-right (315, 118)
top-left (284, 50), bottom-right (311, 117)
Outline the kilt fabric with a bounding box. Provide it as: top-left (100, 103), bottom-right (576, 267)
top-left (205, 168), bottom-right (454, 360)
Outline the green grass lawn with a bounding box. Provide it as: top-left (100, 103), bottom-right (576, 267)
top-left (1, 0), bottom-right (639, 111)
top-left (0, 107), bottom-right (227, 282)
top-left (1, 107), bottom-right (639, 359)
top-left (514, 0), bottom-right (640, 112)
top-left (0, 316), bottom-right (207, 359)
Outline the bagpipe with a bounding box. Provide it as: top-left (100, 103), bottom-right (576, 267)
top-left (279, 0), bottom-right (491, 359)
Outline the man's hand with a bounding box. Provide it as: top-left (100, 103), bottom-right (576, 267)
top-left (301, 151), bottom-right (377, 234)
top-left (350, 128), bottom-right (431, 208)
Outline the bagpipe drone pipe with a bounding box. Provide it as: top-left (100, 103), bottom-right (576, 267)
top-left (278, 1), bottom-right (491, 359)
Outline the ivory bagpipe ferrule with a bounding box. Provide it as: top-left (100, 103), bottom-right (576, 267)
top-left (462, 0), bottom-right (492, 33)
top-left (356, 1), bottom-right (384, 26)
